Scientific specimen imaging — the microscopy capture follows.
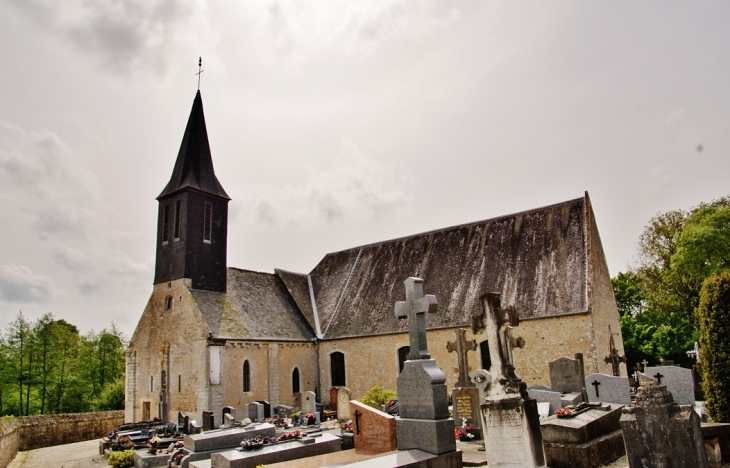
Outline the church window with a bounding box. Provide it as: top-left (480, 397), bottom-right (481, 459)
top-left (162, 204), bottom-right (170, 243)
top-left (165, 296), bottom-right (173, 310)
top-left (330, 352), bottom-right (346, 387)
top-left (397, 346), bottom-right (410, 373)
top-left (150, 375), bottom-right (154, 393)
top-left (292, 368), bottom-right (300, 394)
top-left (203, 203), bottom-right (212, 242)
top-left (243, 360), bottom-right (251, 392)
top-left (480, 340), bottom-right (492, 371)
top-left (174, 200), bottom-right (182, 240)
top-left (178, 375), bottom-right (181, 392)
top-left (161, 370), bottom-right (167, 393)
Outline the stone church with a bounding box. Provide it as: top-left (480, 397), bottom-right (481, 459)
top-left (124, 91), bottom-right (625, 424)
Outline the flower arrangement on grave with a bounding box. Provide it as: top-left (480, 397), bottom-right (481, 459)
top-left (555, 407), bottom-right (572, 418)
top-left (173, 453), bottom-right (184, 465)
top-left (278, 430), bottom-right (303, 441)
top-left (305, 412), bottom-right (316, 425)
top-left (114, 435), bottom-right (134, 451)
top-left (174, 440), bottom-right (184, 448)
top-left (454, 418), bottom-right (476, 441)
top-left (340, 420), bottom-right (353, 433)
top-left (240, 435), bottom-right (278, 450)
top-left (148, 436), bottom-right (162, 454)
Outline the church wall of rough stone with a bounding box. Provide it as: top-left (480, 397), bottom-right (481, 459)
top-left (126, 279), bottom-right (212, 424)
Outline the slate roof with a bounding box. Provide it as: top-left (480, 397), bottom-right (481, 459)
top-left (192, 268), bottom-right (315, 341)
top-left (158, 91), bottom-right (230, 200)
top-left (309, 195), bottom-right (591, 340)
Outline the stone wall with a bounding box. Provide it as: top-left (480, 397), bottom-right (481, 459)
top-left (0, 417), bottom-right (19, 468)
top-left (15, 411), bottom-right (124, 451)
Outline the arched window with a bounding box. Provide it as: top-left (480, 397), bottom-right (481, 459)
top-left (243, 360), bottom-right (251, 392)
top-left (480, 340), bottom-right (492, 371)
top-left (330, 352), bottom-right (346, 387)
top-left (165, 296), bottom-right (173, 310)
top-left (398, 346), bottom-right (410, 373)
top-left (292, 368), bottom-right (300, 394)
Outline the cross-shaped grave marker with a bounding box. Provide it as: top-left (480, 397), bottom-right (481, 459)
top-left (446, 328), bottom-right (477, 388)
top-left (686, 341), bottom-right (700, 363)
top-left (395, 277), bottom-right (438, 360)
top-left (353, 409), bottom-right (361, 435)
top-left (653, 372), bottom-right (664, 384)
top-left (641, 359), bottom-right (649, 370)
top-left (592, 380), bottom-right (601, 398)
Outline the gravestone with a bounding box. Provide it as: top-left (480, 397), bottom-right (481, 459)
top-left (184, 423), bottom-right (275, 452)
top-left (528, 385), bottom-right (551, 391)
top-left (447, 328), bottom-right (482, 439)
top-left (255, 401), bottom-right (271, 419)
top-left (394, 277), bottom-right (458, 457)
top-left (245, 402), bottom-right (264, 422)
top-left (540, 404), bottom-right (625, 468)
top-left (301, 391), bottom-right (316, 415)
top-left (223, 413), bottom-right (235, 428)
top-left (350, 400), bottom-right (397, 453)
top-left (644, 366), bottom-right (695, 405)
top-left (189, 421), bottom-right (201, 434)
top-left (337, 387), bottom-right (353, 420)
top-left (620, 384), bottom-right (708, 467)
top-left (222, 406), bottom-right (236, 424)
top-left (585, 373), bottom-right (631, 406)
top-left (549, 354), bottom-right (586, 394)
top-left (277, 405), bottom-right (293, 419)
top-left (477, 292), bottom-right (545, 468)
top-left (527, 388), bottom-right (562, 416)
top-left (178, 411), bottom-right (190, 434)
top-left (202, 411), bottom-right (214, 431)
top-left (330, 387), bottom-right (339, 410)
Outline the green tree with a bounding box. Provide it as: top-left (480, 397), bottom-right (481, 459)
top-left (697, 272), bottom-right (730, 422)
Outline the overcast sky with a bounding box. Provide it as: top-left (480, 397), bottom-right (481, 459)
top-left (1, 1), bottom-right (729, 338)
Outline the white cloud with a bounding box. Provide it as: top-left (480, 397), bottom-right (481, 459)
top-left (0, 264), bottom-right (55, 303)
top-left (235, 138), bottom-right (412, 227)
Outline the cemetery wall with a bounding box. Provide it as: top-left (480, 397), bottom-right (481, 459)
top-left (126, 279), bottom-right (211, 424)
top-left (14, 411), bottom-right (123, 452)
top-left (0, 417), bottom-right (19, 468)
top-left (318, 314), bottom-right (602, 405)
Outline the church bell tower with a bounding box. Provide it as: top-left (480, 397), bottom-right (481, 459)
top-left (154, 91), bottom-right (229, 292)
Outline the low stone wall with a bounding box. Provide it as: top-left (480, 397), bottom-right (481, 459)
top-left (0, 417), bottom-right (20, 468)
top-left (16, 410), bottom-right (124, 451)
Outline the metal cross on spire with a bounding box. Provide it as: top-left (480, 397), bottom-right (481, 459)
top-left (395, 277), bottom-right (438, 360)
top-left (196, 57), bottom-right (204, 90)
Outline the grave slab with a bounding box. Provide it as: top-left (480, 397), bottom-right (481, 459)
top-left (527, 389), bottom-right (562, 415)
top-left (540, 404), bottom-right (625, 468)
top-left (184, 423), bottom-right (275, 452)
top-left (645, 365), bottom-right (695, 405)
top-left (209, 432), bottom-right (341, 468)
top-left (350, 400), bottom-right (397, 454)
top-left (320, 449), bottom-right (463, 467)
top-left (584, 373), bottom-right (631, 406)
top-left (621, 384), bottom-right (708, 468)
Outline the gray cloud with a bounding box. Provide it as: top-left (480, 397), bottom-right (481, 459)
top-left (0, 264), bottom-right (54, 303)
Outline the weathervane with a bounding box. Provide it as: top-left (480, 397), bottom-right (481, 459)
top-left (196, 57), bottom-right (204, 90)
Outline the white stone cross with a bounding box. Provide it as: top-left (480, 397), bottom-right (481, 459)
top-left (395, 277), bottom-right (438, 360)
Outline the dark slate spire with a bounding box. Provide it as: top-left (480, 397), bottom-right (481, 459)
top-left (158, 91), bottom-right (230, 200)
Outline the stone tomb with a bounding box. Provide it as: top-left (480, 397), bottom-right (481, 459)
top-left (337, 387), bottom-right (353, 420)
top-left (540, 404), bottom-right (625, 468)
top-left (644, 365), bottom-right (695, 405)
top-left (202, 411), bottom-right (215, 431)
top-left (527, 389), bottom-right (562, 416)
top-left (221, 407), bottom-right (236, 424)
top-left (621, 384), bottom-right (708, 467)
top-left (302, 391), bottom-right (317, 415)
top-left (203, 432), bottom-right (342, 468)
top-left (245, 402), bottom-right (264, 422)
top-left (184, 423), bottom-right (276, 452)
top-left (585, 373), bottom-right (631, 406)
top-left (350, 399), bottom-right (397, 453)
top-left (179, 411), bottom-right (190, 434)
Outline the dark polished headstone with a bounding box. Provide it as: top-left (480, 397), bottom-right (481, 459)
top-left (202, 411), bottom-right (214, 431)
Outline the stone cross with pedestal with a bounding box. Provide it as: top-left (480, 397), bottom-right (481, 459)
top-left (447, 328), bottom-right (482, 439)
top-left (394, 277), bottom-right (458, 458)
top-left (478, 292), bottom-right (545, 468)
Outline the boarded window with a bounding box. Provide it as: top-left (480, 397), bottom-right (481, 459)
top-left (480, 340), bottom-right (492, 371)
top-left (203, 202), bottom-right (212, 242)
top-left (165, 296), bottom-right (173, 310)
top-left (398, 346), bottom-right (410, 373)
top-left (243, 360), bottom-right (251, 392)
top-left (209, 347), bottom-right (221, 385)
top-left (174, 200), bottom-right (182, 239)
top-left (162, 204), bottom-right (170, 243)
top-left (292, 367), bottom-right (300, 394)
top-left (330, 352), bottom-right (346, 387)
